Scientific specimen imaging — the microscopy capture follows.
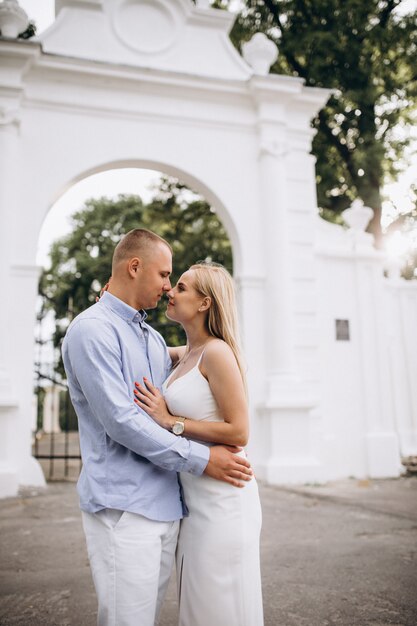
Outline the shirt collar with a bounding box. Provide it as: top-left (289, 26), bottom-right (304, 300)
top-left (99, 291), bottom-right (147, 324)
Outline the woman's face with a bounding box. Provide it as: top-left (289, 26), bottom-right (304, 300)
top-left (166, 270), bottom-right (206, 324)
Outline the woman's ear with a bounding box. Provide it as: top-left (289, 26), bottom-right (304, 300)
top-left (198, 297), bottom-right (211, 312)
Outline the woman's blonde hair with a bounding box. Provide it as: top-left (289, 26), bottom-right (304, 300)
top-left (190, 262), bottom-right (246, 390)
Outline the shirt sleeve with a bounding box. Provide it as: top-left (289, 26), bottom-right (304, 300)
top-left (63, 317), bottom-right (209, 475)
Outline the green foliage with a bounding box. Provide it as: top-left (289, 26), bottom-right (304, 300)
top-left (18, 21), bottom-right (36, 39)
top-left (59, 390), bottom-right (79, 431)
top-left (191, 0), bottom-right (229, 6)
top-left (39, 177), bottom-right (233, 376)
top-left (35, 386), bottom-right (46, 431)
top-left (228, 0), bottom-right (417, 245)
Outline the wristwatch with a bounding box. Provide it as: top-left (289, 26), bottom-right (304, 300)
top-left (172, 417), bottom-right (186, 435)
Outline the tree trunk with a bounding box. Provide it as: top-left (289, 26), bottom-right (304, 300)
top-left (368, 205), bottom-right (383, 249)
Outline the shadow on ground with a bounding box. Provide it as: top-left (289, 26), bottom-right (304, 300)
top-left (0, 477), bottom-right (416, 626)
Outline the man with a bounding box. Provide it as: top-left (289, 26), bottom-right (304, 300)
top-left (62, 228), bottom-right (252, 626)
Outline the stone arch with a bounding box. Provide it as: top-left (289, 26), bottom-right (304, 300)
top-left (0, 0), bottom-right (331, 495)
top-left (39, 159), bottom-right (242, 274)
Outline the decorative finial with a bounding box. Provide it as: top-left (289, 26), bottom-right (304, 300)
top-left (0, 0), bottom-right (29, 38)
top-left (342, 199), bottom-right (373, 232)
top-left (242, 33), bottom-right (278, 76)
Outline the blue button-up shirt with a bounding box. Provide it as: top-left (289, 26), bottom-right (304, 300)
top-left (62, 292), bottom-right (210, 521)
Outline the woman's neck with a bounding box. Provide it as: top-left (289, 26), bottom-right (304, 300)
top-left (183, 322), bottom-right (211, 351)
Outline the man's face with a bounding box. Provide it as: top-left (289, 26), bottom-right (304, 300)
top-left (135, 243), bottom-right (172, 310)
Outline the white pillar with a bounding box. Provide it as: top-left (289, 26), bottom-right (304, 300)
top-left (234, 274), bottom-right (268, 468)
top-left (384, 281), bottom-right (417, 457)
top-left (258, 132), bottom-right (296, 387)
top-left (0, 110), bottom-right (19, 407)
top-left (354, 253), bottom-right (402, 477)
top-left (342, 205), bottom-right (402, 478)
top-left (0, 42), bottom-right (45, 496)
top-left (0, 108), bottom-right (22, 497)
top-left (8, 263), bottom-right (47, 490)
top-left (245, 79), bottom-right (327, 484)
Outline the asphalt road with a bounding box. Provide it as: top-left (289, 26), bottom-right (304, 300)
top-left (0, 477), bottom-right (416, 626)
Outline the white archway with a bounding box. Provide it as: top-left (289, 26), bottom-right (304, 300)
top-left (0, 0), bottom-right (331, 495)
top-left (39, 160), bottom-right (242, 272)
top-left (7, 0), bottom-right (405, 497)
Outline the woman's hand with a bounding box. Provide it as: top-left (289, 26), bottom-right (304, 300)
top-left (134, 378), bottom-right (174, 430)
top-left (96, 278), bottom-right (111, 302)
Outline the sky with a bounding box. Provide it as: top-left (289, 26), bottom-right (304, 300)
top-left (17, 0), bottom-right (417, 267)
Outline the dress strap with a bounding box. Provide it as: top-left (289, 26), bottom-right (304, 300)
top-left (196, 346), bottom-right (207, 366)
top-left (196, 350), bottom-right (205, 366)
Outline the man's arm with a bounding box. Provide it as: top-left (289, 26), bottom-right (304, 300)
top-left (63, 318), bottom-right (251, 485)
top-left (204, 446), bottom-right (252, 487)
top-left (63, 318), bottom-right (208, 474)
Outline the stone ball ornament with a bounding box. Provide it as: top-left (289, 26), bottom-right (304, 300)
top-left (0, 0), bottom-right (29, 38)
top-left (242, 32), bottom-right (278, 75)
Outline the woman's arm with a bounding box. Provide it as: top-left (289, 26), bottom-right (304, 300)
top-left (135, 340), bottom-right (249, 447)
top-left (167, 345), bottom-right (187, 366)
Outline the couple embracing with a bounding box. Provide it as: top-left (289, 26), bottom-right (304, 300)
top-left (62, 228), bottom-right (263, 626)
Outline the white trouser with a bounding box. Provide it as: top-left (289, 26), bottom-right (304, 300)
top-left (81, 509), bottom-right (179, 626)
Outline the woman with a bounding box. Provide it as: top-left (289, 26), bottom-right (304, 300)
top-left (133, 262), bottom-right (264, 626)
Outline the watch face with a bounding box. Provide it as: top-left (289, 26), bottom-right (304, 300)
top-left (172, 421), bottom-right (185, 435)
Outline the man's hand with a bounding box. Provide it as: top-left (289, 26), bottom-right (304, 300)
top-left (204, 445), bottom-right (253, 487)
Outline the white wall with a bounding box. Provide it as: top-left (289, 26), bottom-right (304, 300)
top-left (0, 2), bottom-right (328, 495)
top-left (314, 216), bottom-right (416, 480)
top-left (0, 0), bottom-right (414, 496)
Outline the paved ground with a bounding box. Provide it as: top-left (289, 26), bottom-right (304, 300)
top-left (0, 476), bottom-right (416, 626)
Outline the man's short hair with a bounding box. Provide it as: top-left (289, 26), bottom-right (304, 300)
top-left (112, 228), bottom-right (171, 270)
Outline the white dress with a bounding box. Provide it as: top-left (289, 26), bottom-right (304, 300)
top-left (163, 355), bottom-right (264, 626)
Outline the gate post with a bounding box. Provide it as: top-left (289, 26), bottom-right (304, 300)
top-left (249, 76), bottom-right (329, 483)
top-left (0, 41), bottom-right (45, 496)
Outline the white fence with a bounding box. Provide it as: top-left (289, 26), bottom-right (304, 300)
top-left (311, 214), bottom-right (417, 481)
top-left (385, 280), bottom-right (417, 456)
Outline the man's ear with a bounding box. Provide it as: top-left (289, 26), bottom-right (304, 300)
top-left (198, 297), bottom-right (211, 312)
top-left (127, 257), bottom-right (141, 277)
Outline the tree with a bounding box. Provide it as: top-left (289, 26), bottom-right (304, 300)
top-left (18, 21), bottom-right (36, 39)
top-left (39, 177), bottom-right (233, 377)
top-left (226, 0), bottom-right (417, 247)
